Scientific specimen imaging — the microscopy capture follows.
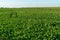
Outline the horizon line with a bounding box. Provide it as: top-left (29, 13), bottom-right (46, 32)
top-left (0, 6), bottom-right (60, 8)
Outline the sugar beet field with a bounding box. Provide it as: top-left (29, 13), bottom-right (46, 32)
top-left (0, 8), bottom-right (60, 40)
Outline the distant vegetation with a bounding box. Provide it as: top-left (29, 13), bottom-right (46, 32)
top-left (0, 8), bottom-right (60, 40)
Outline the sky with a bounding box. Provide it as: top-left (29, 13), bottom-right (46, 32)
top-left (0, 0), bottom-right (60, 7)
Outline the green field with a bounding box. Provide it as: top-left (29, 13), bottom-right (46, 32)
top-left (0, 8), bottom-right (60, 40)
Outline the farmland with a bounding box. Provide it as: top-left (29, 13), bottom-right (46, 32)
top-left (0, 8), bottom-right (60, 40)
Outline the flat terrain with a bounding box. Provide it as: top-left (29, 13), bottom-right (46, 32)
top-left (0, 8), bottom-right (60, 40)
